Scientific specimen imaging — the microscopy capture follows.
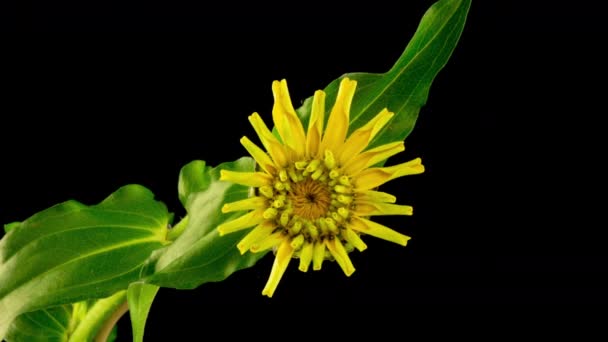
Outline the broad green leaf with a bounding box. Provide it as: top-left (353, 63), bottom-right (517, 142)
top-left (0, 185), bottom-right (170, 339)
top-left (127, 282), bottom-right (160, 342)
top-left (145, 157), bottom-right (267, 288)
top-left (5, 293), bottom-right (125, 342)
top-left (297, 0), bottom-right (470, 149)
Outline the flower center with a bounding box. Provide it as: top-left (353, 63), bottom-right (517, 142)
top-left (290, 179), bottom-right (331, 220)
top-left (256, 150), bottom-right (356, 252)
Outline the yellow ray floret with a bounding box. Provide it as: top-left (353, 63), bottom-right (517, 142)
top-left (222, 196), bottom-right (267, 213)
top-left (262, 239), bottom-right (294, 298)
top-left (349, 217), bottom-right (411, 246)
top-left (237, 221), bottom-right (276, 254)
top-left (248, 113), bottom-right (289, 167)
top-left (272, 80), bottom-right (307, 157)
top-left (250, 232), bottom-right (284, 253)
top-left (354, 158), bottom-right (424, 190)
top-left (353, 202), bottom-right (413, 216)
top-left (298, 241), bottom-right (314, 272)
top-left (217, 209), bottom-right (264, 236)
top-left (337, 108), bottom-right (394, 164)
top-left (220, 170), bottom-right (273, 187)
top-left (326, 238), bottom-right (355, 276)
top-left (342, 141), bottom-right (405, 176)
top-left (306, 90), bottom-right (325, 158)
top-left (320, 78), bottom-right (357, 152)
top-left (240, 136), bottom-right (277, 175)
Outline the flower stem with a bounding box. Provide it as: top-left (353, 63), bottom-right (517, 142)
top-left (68, 291), bottom-right (127, 342)
top-left (167, 215), bottom-right (189, 241)
top-left (95, 299), bottom-right (129, 342)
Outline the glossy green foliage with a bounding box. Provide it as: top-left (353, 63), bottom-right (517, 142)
top-left (297, 0), bottom-right (470, 149)
top-left (0, 186), bottom-right (169, 338)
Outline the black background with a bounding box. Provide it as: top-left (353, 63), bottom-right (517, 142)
top-left (2, 0), bottom-right (607, 339)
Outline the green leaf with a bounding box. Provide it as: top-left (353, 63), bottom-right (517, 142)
top-left (177, 160), bottom-right (211, 208)
top-left (0, 185), bottom-right (170, 339)
top-left (145, 157), bottom-right (267, 289)
top-left (297, 0), bottom-right (470, 148)
top-left (127, 282), bottom-right (160, 342)
top-left (4, 304), bottom-right (75, 342)
top-left (3, 222), bottom-right (20, 234)
top-left (5, 293), bottom-right (126, 342)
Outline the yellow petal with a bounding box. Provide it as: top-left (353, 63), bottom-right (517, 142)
top-left (240, 136), bottom-right (277, 175)
top-left (237, 221), bottom-right (276, 254)
top-left (221, 196), bottom-right (267, 213)
top-left (298, 241), bottom-right (314, 272)
top-left (325, 238), bottom-right (355, 276)
top-left (320, 78), bottom-right (357, 152)
top-left (354, 158), bottom-right (424, 190)
top-left (250, 232), bottom-right (285, 253)
top-left (341, 227), bottom-right (367, 252)
top-left (248, 113), bottom-right (289, 167)
top-left (349, 217), bottom-right (411, 246)
top-left (272, 79), bottom-right (306, 157)
top-left (337, 108), bottom-right (394, 163)
top-left (219, 170), bottom-right (273, 187)
top-left (342, 141), bottom-right (405, 176)
top-left (312, 241), bottom-right (326, 271)
top-left (306, 90), bottom-right (326, 158)
top-left (356, 190), bottom-right (397, 203)
top-left (353, 202), bottom-right (413, 216)
top-left (262, 239), bottom-right (294, 298)
top-left (217, 209), bottom-right (264, 236)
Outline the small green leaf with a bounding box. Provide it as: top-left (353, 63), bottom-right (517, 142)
top-left (127, 282), bottom-right (160, 342)
top-left (297, 0), bottom-right (470, 149)
top-left (0, 185), bottom-right (170, 338)
top-left (4, 304), bottom-right (73, 342)
top-left (178, 160), bottom-right (211, 208)
top-left (145, 157), bottom-right (267, 289)
top-left (3, 222), bottom-right (20, 234)
top-left (5, 293), bottom-right (126, 342)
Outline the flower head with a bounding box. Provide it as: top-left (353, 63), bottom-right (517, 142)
top-left (218, 78), bottom-right (424, 297)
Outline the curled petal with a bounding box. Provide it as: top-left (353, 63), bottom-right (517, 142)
top-left (249, 113), bottom-right (289, 167)
top-left (337, 108), bottom-right (394, 164)
top-left (262, 239), bottom-right (294, 298)
top-left (353, 202), bottom-right (413, 216)
top-left (342, 141), bottom-right (405, 176)
top-left (355, 190), bottom-right (397, 203)
top-left (217, 209), bottom-right (264, 236)
top-left (326, 238), bottom-right (355, 276)
top-left (240, 136), bottom-right (277, 175)
top-left (354, 158), bottom-right (424, 190)
top-left (349, 217), bottom-right (411, 246)
top-left (341, 227), bottom-right (367, 252)
top-left (220, 170), bottom-right (273, 187)
top-left (237, 221), bottom-right (276, 254)
top-left (306, 90), bottom-right (326, 158)
top-left (272, 79), bottom-right (307, 157)
top-left (222, 196), bottom-right (267, 213)
top-left (320, 78), bottom-right (357, 152)
top-left (298, 241), bottom-right (314, 272)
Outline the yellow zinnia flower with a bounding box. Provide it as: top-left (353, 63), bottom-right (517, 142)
top-left (218, 78), bottom-right (424, 297)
